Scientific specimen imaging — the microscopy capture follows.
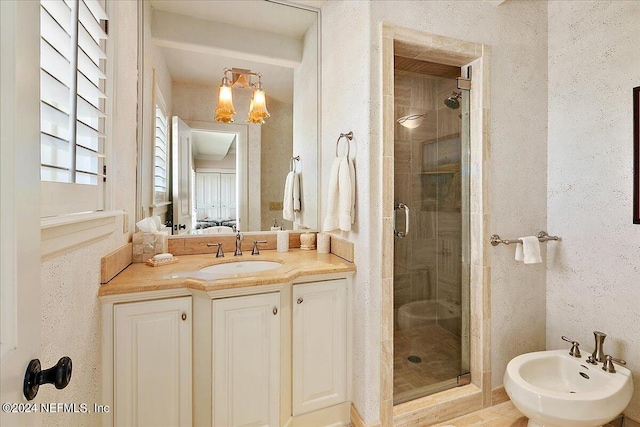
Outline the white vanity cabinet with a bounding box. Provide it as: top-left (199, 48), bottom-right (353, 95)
top-left (112, 297), bottom-right (192, 427)
top-left (212, 292), bottom-right (281, 427)
top-left (103, 271), bottom-right (352, 427)
top-left (292, 279), bottom-right (347, 416)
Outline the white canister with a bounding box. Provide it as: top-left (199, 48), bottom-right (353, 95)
top-left (317, 233), bottom-right (330, 254)
top-left (277, 230), bottom-right (289, 252)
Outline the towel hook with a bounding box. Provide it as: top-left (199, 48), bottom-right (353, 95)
top-left (290, 156), bottom-right (300, 172)
top-left (335, 131), bottom-right (353, 158)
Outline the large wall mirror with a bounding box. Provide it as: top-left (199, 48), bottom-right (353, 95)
top-left (137, 0), bottom-right (320, 234)
top-left (634, 86), bottom-right (639, 224)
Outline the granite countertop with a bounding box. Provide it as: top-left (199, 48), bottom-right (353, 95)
top-left (98, 249), bottom-right (356, 297)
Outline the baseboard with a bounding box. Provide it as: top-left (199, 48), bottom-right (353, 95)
top-left (491, 386), bottom-right (509, 406)
top-left (392, 384), bottom-right (483, 427)
top-left (350, 403), bottom-right (380, 427)
top-left (289, 401), bottom-right (350, 427)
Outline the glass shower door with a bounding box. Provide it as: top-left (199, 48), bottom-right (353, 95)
top-left (393, 72), bottom-right (470, 405)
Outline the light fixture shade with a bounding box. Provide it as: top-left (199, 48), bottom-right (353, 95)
top-left (397, 114), bottom-right (424, 129)
top-left (215, 82), bottom-right (236, 123)
top-left (247, 88), bottom-right (270, 124)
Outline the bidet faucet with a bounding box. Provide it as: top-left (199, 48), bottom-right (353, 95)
top-left (586, 331), bottom-right (607, 364)
top-left (561, 336), bottom-right (581, 358)
top-left (602, 355), bottom-right (627, 373)
top-left (234, 230), bottom-right (243, 256)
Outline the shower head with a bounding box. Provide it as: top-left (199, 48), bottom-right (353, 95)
top-left (444, 92), bottom-right (462, 110)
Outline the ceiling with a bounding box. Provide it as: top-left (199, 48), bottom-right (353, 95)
top-left (149, 0), bottom-right (317, 39)
top-left (162, 47), bottom-right (294, 103)
top-left (191, 131), bottom-right (236, 161)
top-left (394, 56), bottom-right (461, 79)
top-left (149, 0), bottom-right (316, 104)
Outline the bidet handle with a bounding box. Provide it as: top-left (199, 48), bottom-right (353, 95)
top-left (602, 355), bottom-right (626, 373)
top-left (561, 336), bottom-right (581, 358)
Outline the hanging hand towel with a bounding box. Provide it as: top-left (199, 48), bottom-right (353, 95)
top-left (337, 156), bottom-right (353, 231)
top-left (515, 236), bottom-right (542, 264)
top-left (323, 157), bottom-right (343, 231)
top-left (293, 172), bottom-right (301, 213)
top-left (348, 155), bottom-right (356, 225)
top-left (282, 171), bottom-right (295, 221)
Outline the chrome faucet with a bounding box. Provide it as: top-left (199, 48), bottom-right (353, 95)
top-left (252, 240), bottom-right (268, 255)
top-left (561, 336), bottom-right (581, 358)
top-left (602, 355), bottom-right (627, 373)
top-left (234, 230), bottom-right (243, 256)
top-left (586, 331), bottom-right (607, 364)
top-left (206, 242), bottom-right (224, 258)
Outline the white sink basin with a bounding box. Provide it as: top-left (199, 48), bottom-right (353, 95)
top-left (198, 260), bottom-right (283, 276)
top-left (504, 349), bottom-right (633, 427)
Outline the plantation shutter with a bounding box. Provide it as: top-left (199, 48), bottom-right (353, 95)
top-left (40, 0), bottom-right (108, 216)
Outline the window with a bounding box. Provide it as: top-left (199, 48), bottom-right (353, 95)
top-left (40, 0), bottom-right (108, 216)
top-left (154, 83), bottom-right (169, 204)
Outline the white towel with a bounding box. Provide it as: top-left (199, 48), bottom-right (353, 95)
top-left (348, 156), bottom-right (356, 224)
top-left (323, 157), bottom-right (342, 231)
top-left (324, 156), bottom-right (355, 232)
top-left (293, 172), bottom-right (301, 212)
top-left (515, 236), bottom-right (542, 264)
top-left (282, 171), bottom-right (295, 221)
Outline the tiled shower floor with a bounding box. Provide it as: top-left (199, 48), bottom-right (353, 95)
top-left (393, 324), bottom-right (462, 405)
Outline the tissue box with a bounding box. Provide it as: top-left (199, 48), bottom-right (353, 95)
top-left (132, 229), bottom-right (169, 263)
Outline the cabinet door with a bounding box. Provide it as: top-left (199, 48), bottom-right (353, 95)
top-left (292, 279), bottom-right (347, 415)
top-left (213, 293), bottom-right (280, 427)
top-left (114, 297), bottom-right (192, 427)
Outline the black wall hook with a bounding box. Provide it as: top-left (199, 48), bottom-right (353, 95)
top-left (23, 357), bottom-right (72, 401)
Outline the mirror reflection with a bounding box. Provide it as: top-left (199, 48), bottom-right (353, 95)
top-left (139, 0), bottom-right (320, 234)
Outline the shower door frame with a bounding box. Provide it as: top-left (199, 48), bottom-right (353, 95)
top-left (379, 24), bottom-right (492, 427)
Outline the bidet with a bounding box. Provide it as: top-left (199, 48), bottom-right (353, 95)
top-left (504, 349), bottom-right (633, 427)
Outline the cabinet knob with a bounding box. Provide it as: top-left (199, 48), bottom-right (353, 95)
top-left (297, 298), bottom-right (303, 304)
top-left (273, 307), bottom-right (278, 315)
top-left (181, 312), bottom-right (187, 321)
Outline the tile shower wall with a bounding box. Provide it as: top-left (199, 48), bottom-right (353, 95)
top-left (394, 72), bottom-right (462, 336)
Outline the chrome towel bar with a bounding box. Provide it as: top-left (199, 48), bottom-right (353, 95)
top-left (490, 231), bottom-right (559, 246)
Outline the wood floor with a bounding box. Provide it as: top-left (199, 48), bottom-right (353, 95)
top-left (430, 401), bottom-right (626, 427)
top-left (431, 402), bottom-right (527, 427)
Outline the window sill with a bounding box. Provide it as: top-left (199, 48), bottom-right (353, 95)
top-left (41, 210), bottom-right (124, 259)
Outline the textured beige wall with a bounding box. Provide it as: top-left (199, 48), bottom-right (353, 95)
top-left (320, 2), bottom-right (379, 422)
top-left (547, 0), bottom-right (640, 421)
top-left (38, 2), bottom-right (139, 425)
top-left (293, 19), bottom-right (319, 230)
top-left (260, 99), bottom-right (293, 231)
top-left (322, 1), bottom-right (548, 423)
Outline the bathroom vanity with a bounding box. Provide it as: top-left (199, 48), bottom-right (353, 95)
top-left (99, 250), bottom-right (355, 427)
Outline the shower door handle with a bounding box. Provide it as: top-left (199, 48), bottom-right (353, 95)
top-left (394, 203), bottom-right (410, 238)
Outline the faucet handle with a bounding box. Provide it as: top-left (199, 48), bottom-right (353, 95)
top-left (206, 242), bottom-right (224, 258)
top-left (561, 336), bottom-right (581, 358)
top-left (602, 355), bottom-right (626, 373)
top-left (252, 240), bottom-right (268, 255)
